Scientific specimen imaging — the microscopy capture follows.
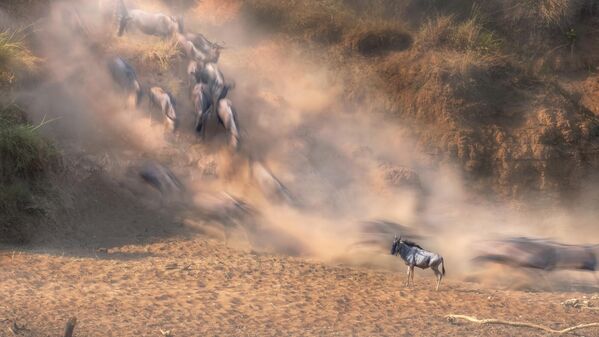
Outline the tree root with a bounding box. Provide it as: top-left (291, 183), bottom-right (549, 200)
top-left (446, 314), bottom-right (599, 334)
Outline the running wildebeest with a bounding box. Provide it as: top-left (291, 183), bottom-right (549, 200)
top-left (184, 32), bottom-right (223, 63)
top-left (107, 57), bottom-right (142, 108)
top-left (350, 220), bottom-right (423, 253)
top-left (191, 82), bottom-right (211, 135)
top-left (192, 192), bottom-right (255, 245)
top-left (177, 34), bottom-right (220, 64)
top-left (148, 86), bottom-right (178, 133)
top-left (473, 237), bottom-right (599, 280)
top-left (193, 62), bottom-right (232, 107)
top-left (215, 98), bottom-right (240, 150)
top-left (391, 236), bottom-right (446, 290)
top-left (117, 0), bottom-right (183, 37)
top-left (250, 160), bottom-right (293, 204)
top-left (139, 162), bottom-right (183, 195)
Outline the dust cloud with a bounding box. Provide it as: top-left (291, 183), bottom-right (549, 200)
top-left (14, 0), bottom-right (599, 284)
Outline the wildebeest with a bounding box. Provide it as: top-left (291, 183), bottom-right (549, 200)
top-left (148, 87), bottom-right (178, 133)
top-left (191, 82), bottom-right (211, 135)
top-left (391, 236), bottom-right (446, 290)
top-left (107, 57), bottom-right (142, 108)
top-left (139, 162), bottom-right (183, 195)
top-left (117, 0), bottom-right (183, 37)
top-left (216, 98), bottom-right (240, 150)
top-left (250, 160), bottom-right (293, 204)
top-left (177, 34), bottom-right (220, 64)
top-left (192, 192), bottom-right (255, 245)
top-left (350, 220), bottom-right (423, 253)
top-left (184, 32), bottom-right (223, 63)
top-left (193, 62), bottom-right (231, 107)
top-left (473, 237), bottom-right (598, 275)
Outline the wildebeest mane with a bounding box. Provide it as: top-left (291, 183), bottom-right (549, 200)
top-left (402, 240), bottom-right (424, 250)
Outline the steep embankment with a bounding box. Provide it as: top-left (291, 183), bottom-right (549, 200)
top-left (240, 0), bottom-right (599, 202)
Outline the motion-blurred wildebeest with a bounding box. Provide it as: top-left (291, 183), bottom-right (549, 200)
top-left (194, 62), bottom-right (232, 109)
top-left (148, 87), bottom-right (178, 133)
top-left (473, 237), bottom-right (599, 280)
top-left (107, 57), bottom-right (142, 108)
top-left (250, 160), bottom-right (293, 204)
top-left (350, 220), bottom-right (423, 253)
top-left (184, 32), bottom-right (223, 63)
top-left (192, 192), bottom-right (255, 245)
top-left (191, 82), bottom-right (211, 136)
top-left (139, 162), bottom-right (183, 195)
top-left (216, 99), bottom-right (240, 150)
top-left (177, 34), bottom-right (220, 64)
top-left (391, 236), bottom-right (446, 290)
top-left (117, 0), bottom-right (183, 37)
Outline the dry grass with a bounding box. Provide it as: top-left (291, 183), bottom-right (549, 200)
top-left (106, 35), bottom-right (180, 72)
top-left (0, 29), bottom-right (40, 85)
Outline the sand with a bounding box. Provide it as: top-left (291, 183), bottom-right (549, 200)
top-left (1, 237), bottom-right (598, 337)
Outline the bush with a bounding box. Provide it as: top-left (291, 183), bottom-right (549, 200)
top-left (0, 104), bottom-right (56, 243)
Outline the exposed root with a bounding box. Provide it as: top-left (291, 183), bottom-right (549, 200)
top-left (446, 314), bottom-right (599, 334)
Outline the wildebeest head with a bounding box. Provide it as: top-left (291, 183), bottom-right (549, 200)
top-left (391, 235), bottom-right (401, 255)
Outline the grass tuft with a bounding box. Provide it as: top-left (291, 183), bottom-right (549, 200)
top-left (0, 29), bottom-right (40, 85)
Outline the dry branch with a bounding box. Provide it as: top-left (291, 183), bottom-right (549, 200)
top-left (64, 317), bottom-right (77, 337)
top-left (446, 314), bottom-right (599, 334)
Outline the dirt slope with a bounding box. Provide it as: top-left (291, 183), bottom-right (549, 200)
top-left (2, 238), bottom-right (599, 337)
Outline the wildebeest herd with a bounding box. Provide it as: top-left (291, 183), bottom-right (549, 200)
top-left (108, 0), bottom-right (238, 149)
top-left (78, 1), bottom-right (599, 291)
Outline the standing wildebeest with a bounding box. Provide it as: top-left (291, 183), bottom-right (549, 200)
top-left (473, 237), bottom-right (598, 281)
top-left (117, 0), bottom-right (183, 37)
top-left (391, 236), bottom-right (446, 290)
top-left (149, 87), bottom-right (178, 133)
top-left (107, 57), bottom-right (142, 108)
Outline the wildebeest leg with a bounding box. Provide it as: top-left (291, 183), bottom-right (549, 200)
top-left (432, 265), bottom-right (442, 291)
top-left (405, 266), bottom-right (411, 287)
top-left (410, 265), bottom-right (415, 287)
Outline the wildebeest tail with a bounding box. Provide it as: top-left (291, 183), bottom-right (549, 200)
top-left (134, 81), bottom-right (143, 107)
top-left (442, 258), bottom-right (445, 275)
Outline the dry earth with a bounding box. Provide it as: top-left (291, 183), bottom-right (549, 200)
top-left (1, 237), bottom-right (599, 337)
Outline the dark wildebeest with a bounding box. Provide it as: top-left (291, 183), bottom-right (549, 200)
top-left (139, 162), bottom-right (183, 195)
top-left (190, 82), bottom-right (211, 135)
top-left (107, 57), bottom-right (142, 108)
top-left (473, 237), bottom-right (599, 282)
top-left (117, 0), bottom-right (183, 37)
top-left (193, 62), bottom-right (232, 108)
top-left (391, 236), bottom-right (446, 290)
top-left (148, 87), bottom-right (178, 133)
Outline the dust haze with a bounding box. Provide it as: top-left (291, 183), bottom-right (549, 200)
top-left (13, 0), bottom-right (599, 283)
